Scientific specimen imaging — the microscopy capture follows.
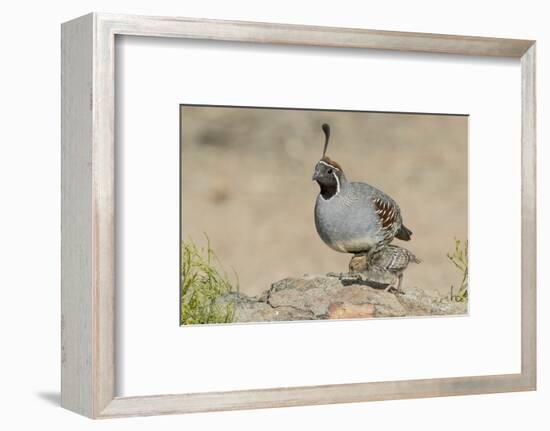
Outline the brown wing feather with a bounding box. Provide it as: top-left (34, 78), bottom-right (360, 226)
top-left (373, 197), bottom-right (399, 232)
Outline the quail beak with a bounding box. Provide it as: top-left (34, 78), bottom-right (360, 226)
top-left (312, 168), bottom-right (322, 181)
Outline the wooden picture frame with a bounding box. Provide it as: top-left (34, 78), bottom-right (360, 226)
top-left (61, 12), bottom-right (536, 418)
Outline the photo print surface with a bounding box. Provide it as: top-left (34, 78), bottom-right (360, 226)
top-left (180, 105), bottom-right (468, 325)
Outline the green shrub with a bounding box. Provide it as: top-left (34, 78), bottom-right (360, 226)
top-left (447, 238), bottom-right (468, 302)
top-left (180, 238), bottom-right (237, 325)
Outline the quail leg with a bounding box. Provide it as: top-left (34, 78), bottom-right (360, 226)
top-left (365, 246), bottom-right (379, 263)
top-left (384, 274), bottom-right (400, 294)
top-left (384, 273), bottom-right (404, 294)
top-left (396, 273), bottom-right (404, 293)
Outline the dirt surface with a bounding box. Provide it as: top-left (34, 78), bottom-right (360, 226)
top-left (181, 106), bottom-right (468, 297)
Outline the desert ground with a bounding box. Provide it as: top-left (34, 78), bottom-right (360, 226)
top-left (181, 106), bottom-right (468, 297)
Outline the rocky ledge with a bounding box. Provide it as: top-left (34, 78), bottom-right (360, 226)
top-left (216, 275), bottom-right (467, 323)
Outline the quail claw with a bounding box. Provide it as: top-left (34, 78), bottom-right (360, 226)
top-left (384, 282), bottom-right (404, 295)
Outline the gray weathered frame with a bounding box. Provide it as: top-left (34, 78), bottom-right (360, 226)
top-left (61, 12), bottom-right (536, 419)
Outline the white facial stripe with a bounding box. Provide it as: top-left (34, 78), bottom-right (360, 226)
top-left (319, 160), bottom-right (340, 171)
top-left (333, 172), bottom-right (340, 194)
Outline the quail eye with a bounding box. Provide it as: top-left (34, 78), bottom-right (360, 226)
top-left (327, 168), bottom-right (333, 174)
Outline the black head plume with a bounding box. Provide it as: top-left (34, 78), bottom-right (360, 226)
top-left (321, 123), bottom-right (330, 158)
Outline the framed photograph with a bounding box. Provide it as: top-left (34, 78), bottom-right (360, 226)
top-left (61, 13), bottom-right (536, 418)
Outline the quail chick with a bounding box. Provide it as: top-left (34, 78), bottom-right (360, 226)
top-left (349, 245), bottom-right (421, 292)
top-left (313, 123), bottom-right (413, 259)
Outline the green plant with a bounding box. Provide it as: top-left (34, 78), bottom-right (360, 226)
top-left (180, 237), bottom-right (238, 325)
top-left (447, 238), bottom-right (468, 302)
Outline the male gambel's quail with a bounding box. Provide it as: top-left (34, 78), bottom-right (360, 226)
top-left (313, 123), bottom-right (412, 257)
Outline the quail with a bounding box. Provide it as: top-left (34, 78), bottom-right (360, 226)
top-left (349, 245), bottom-right (420, 292)
top-left (313, 123), bottom-right (413, 258)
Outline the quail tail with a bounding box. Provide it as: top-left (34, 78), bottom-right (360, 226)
top-left (395, 224), bottom-right (413, 241)
top-left (409, 252), bottom-right (422, 264)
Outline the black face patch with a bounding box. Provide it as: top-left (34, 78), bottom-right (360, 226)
top-left (313, 161), bottom-right (340, 199)
top-left (319, 177), bottom-right (338, 199)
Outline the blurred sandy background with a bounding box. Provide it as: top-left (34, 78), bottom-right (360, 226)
top-left (181, 106), bottom-right (468, 296)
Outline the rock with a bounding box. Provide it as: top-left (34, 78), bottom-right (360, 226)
top-left (267, 275), bottom-right (408, 318)
top-left (215, 292), bottom-right (314, 323)
top-left (327, 302), bottom-right (376, 319)
top-left (216, 275), bottom-right (467, 323)
top-left (348, 254), bottom-right (369, 273)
